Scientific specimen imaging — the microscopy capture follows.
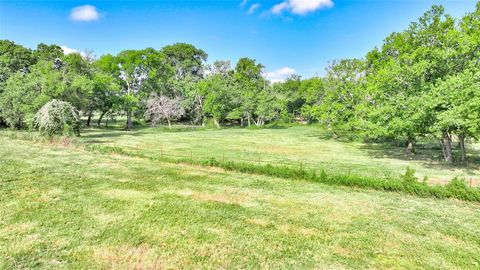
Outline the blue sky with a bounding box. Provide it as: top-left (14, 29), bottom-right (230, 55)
top-left (0, 0), bottom-right (477, 80)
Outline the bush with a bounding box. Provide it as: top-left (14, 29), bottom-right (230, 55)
top-left (34, 100), bottom-right (80, 137)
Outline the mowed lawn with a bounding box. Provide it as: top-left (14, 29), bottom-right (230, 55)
top-left (1, 136), bottom-right (479, 269)
top-left (81, 125), bottom-right (480, 184)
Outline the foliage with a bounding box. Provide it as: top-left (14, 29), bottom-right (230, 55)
top-left (0, 58), bottom-right (93, 128)
top-left (161, 43), bottom-right (208, 80)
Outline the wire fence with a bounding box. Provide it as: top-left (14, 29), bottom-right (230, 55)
top-left (111, 143), bottom-right (313, 168)
top-left (106, 143), bottom-right (479, 188)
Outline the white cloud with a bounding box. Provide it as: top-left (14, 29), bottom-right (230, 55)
top-left (266, 67), bottom-right (296, 83)
top-left (240, 0), bottom-right (249, 7)
top-left (271, 0), bottom-right (333, 15)
top-left (248, 4), bottom-right (261, 14)
top-left (61, 46), bottom-right (86, 57)
top-left (61, 46), bottom-right (78, 55)
top-left (70, 5), bottom-right (100, 22)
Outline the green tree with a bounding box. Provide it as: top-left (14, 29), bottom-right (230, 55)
top-left (365, 5), bottom-right (458, 155)
top-left (34, 43), bottom-right (64, 61)
top-left (115, 48), bottom-right (173, 130)
top-left (198, 74), bottom-right (234, 127)
top-left (161, 43), bottom-right (208, 80)
top-left (234, 57), bottom-right (266, 126)
top-left (319, 59), bottom-right (367, 135)
top-left (0, 40), bottom-right (37, 125)
top-left (0, 40), bottom-right (36, 83)
top-left (0, 57), bottom-right (93, 129)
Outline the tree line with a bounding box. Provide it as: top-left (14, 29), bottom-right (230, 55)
top-left (0, 3), bottom-right (479, 164)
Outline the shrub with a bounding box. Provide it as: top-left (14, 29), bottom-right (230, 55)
top-left (401, 167), bottom-right (418, 184)
top-left (34, 100), bottom-right (80, 137)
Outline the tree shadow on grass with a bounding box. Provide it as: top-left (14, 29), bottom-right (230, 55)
top-left (357, 142), bottom-right (480, 176)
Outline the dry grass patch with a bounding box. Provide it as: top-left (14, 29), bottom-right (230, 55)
top-left (93, 245), bottom-right (171, 270)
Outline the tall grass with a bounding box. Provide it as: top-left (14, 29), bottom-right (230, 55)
top-left (85, 144), bottom-right (480, 202)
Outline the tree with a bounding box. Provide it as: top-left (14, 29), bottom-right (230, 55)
top-left (298, 77), bottom-right (324, 123)
top-left (34, 99), bottom-right (80, 136)
top-left (0, 40), bottom-right (37, 126)
top-left (319, 59), bottom-right (367, 135)
top-left (234, 57), bottom-right (266, 126)
top-left (145, 95), bottom-right (185, 129)
top-left (0, 57), bottom-right (93, 129)
top-left (34, 43), bottom-right (64, 61)
top-left (0, 40), bottom-right (36, 83)
top-left (90, 54), bottom-right (122, 126)
top-left (273, 75), bottom-right (304, 122)
top-left (365, 5), bottom-right (458, 155)
top-left (161, 43), bottom-right (207, 80)
top-left (115, 48), bottom-right (173, 130)
top-left (197, 74), bottom-right (235, 127)
top-left (429, 67), bottom-right (480, 163)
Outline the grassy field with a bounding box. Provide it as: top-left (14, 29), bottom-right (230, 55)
top-left (80, 125), bottom-right (480, 185)
top-left (1, 135), bottom-right (480, 269)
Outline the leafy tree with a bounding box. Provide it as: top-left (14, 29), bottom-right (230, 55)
top-left (115, 48), bottom-right (173, 130)
top-left (319, 59), bottom-right (367, 135)
top-left (198, 74), bottom-right (235, 127)
top-left (429, 67), bottom-right (480, 163)
top-left (0, 40), bottom-right (36, 83)
top-left (90, 54), bottom-right (123, 126)
top-left (234, 57), bottom-right (266, 126)
top-left (161, 43), bottom-right (207, 80)
top-left (0, 58), bottom-right (93, 128)
top-left (365, 5), bottom-right (458, 154)
top-left (298, 77), bottom-right (324, 123)
top-left (34, 43), bottom-right (64, 61)
top-left (0, 40), bottom-right (37, 125)
top-left (273, 75), bottom-right (304, 122)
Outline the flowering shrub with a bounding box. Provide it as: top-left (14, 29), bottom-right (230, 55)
top-left (34, 100), bottom-right (80, 136)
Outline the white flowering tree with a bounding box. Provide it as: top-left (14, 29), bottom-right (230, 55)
top-left (34, 99), bottom-right (80, 136)
top-left (145, 95), bottom-right (185, 129)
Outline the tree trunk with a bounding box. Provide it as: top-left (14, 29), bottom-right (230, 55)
top-left (441, 132), bottom-right (453, 164)
top-left (86, 111), bottom-right (93, 127)
top-left (247, 115), bottom-right (251, 127)
top-left (97, 111), bottom-right (107, 126)
top-left (405, 138), bottom-right (415, 155)
top-left (458, 133), bottom-right (467, 164)
top-left (213, 118), bottom-right (220, 128)
top-left (126, 110), bottom-right (133, 131)
top-left (240, 117), bottom-right (244, 127)
top-left (167, 119), bottom-right (172, 129)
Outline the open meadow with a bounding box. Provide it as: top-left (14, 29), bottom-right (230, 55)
top-left (1, 134), bottom-right (480, 269)
top-left (80, 125), bottom-right (480, 185)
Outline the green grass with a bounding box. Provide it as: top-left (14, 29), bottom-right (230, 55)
top-left (1, 136), bottom-right (480, 269)
top-left (80, 125), bottom-right (480, 185)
